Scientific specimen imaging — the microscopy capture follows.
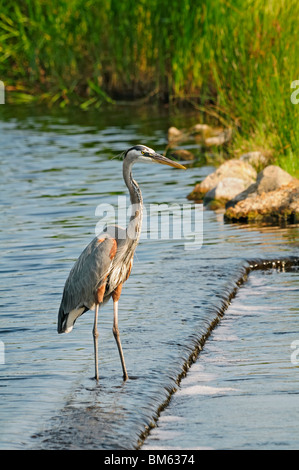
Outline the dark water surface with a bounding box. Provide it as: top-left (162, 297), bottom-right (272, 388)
top-left (0, 106), bottom-right (298, 449)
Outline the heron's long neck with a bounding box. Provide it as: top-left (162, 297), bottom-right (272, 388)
top-left (123, 160), bottom-right (143, 245)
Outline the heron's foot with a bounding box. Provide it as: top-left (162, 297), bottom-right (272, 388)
top-left (123, 371), bottom-right (129, 381)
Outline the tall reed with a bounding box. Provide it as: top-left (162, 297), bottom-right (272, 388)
top-left (1, 0), bottom-right (299, 175)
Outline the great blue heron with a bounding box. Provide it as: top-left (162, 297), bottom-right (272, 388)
top-left (57, 145), bottom-right (186, 381)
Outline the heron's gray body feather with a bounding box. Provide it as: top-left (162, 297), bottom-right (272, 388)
top-left (57, 225), bottom-right (135, 333)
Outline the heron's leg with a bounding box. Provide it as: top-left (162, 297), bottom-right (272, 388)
top-left (93, 303), bottom-right (99, 381)
top-left (112, 284), bottom-right (128, 381)
top-left (93, 281), bottom-right (107, 381)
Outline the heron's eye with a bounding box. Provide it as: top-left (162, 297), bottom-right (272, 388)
top-left (141, 151), bottom-right (145, 155)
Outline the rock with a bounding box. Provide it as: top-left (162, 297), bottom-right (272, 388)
top-left (225, 181), bottom-right (257, 208)
top-left (255, 165), bottom-right (294, 194)
top-left (187, 159), bottom-right (257, 201)
top-left (190, 124), bottom-right (212, 134)
top-left (168, 126), bottom-right (184, 143)
top-left (204, 128), bottom-right (233, 146)
top-left (240, 151), bottom-right (269, 168)
top-left (224, 179), bottom-right (299, 224)
top-left (203, 177), bottom-right (252, 208)
top-left (170, 149), bottom-right (195, 161)
top-left (226, 165), bottom-right (296, 209)
top-left (167, 124), bottom-right (232, 146)
top-left (224, 165), bottom-right (298, 224)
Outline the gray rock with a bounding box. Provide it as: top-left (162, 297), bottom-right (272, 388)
top-left (187, 159), bottom-right (257, 201)
top-left (225, 179), bottom-right (299, 223)
top-left (225, 165), bottom-right (298, 223)
top-left (256, 165), bottom-right (294, 194)
top-left (226, 165), bottom-right (295, 209)
top-left (204, 177), bottom-right (251, 206)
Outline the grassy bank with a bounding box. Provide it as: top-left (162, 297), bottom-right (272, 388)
top-left (1, 0), bottom-right (299, 176)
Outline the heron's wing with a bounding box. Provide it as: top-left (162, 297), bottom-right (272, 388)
top-left (59, 234), bottom-right (117, 316)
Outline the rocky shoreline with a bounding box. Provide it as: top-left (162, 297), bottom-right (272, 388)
top-left (168, 124), bottom-right (299, 224)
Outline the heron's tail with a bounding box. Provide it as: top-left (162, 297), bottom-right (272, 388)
top-left (57, 304), bottom-right (68, 334)
top-left (57, 304), bottom-right (87, 334)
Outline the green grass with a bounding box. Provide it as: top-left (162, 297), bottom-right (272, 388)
top-left (1, 0), bottom-right (299, 176)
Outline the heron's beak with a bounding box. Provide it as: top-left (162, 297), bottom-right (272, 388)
top-left (151, 153), bottom-right (186, 169)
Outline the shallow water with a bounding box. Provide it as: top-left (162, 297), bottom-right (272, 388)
top-left (0, 105), bottom-right (298, 449)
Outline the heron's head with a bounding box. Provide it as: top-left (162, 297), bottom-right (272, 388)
top-left (124, 145), bottom-right (186, 169)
